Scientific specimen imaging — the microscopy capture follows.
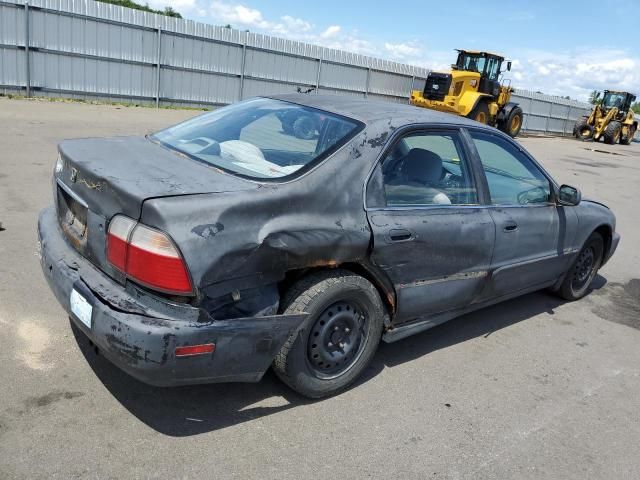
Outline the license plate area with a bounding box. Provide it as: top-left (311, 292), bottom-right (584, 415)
top-left (57, 183), bottom-right (88, 250)
top-left (70, 289), bottom-right (93, 329)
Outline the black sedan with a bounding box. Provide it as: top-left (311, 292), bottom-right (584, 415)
top-left (38, 94), bottom-right (619, 398)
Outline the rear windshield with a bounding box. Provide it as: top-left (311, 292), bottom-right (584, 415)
top-left (152, 98), bottom-right (361, 180)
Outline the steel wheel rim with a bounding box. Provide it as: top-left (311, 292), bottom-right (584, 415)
top-left (571, 246), bottom-right (596, 292)
top-left (307, 301), bottom-right (369, 379)
top-left (510, 114), bottom-right (521, 133)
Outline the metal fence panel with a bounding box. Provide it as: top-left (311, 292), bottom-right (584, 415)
top-left (161, 33), bottom-right (242, 75)
top-left (0, 3), bottom-right (24, 45)
top-left (368, 70), bottom-right (413, 97)
top-left (244, 48), bottom-right (317, 86)
top-left (0, 46), bottom-right (26, 87)
top-left (319, 62), bottom-right (367, 92)
top-left (161, 68), bottom-right (238, 104)
top-left (30, 50), bottom-right (156, 96)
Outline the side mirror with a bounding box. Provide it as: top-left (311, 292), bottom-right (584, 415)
top-left (558, 184), bottom-right (581, 206)
top-left (507, 61), bottom-right (512, 71)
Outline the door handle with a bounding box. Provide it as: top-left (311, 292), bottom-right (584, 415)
top-left (503, 222), bottom-right (518, 233)
top-left (389, 229), bottom-right (413, 242)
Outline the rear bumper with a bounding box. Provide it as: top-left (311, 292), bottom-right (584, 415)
top-left (38, 206), bottom-right (305, 386)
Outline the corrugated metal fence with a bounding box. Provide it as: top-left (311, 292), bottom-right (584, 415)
top-left (0, 0), bottom-right (638, 138)
top-left (0, 0), bottom-right (427, 105)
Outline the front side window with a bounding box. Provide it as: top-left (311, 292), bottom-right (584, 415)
top-left (152, 98), bottom-right (361, 180)
top-left (485, 57), bottom-right (501, 81)
top-left (381, 132), bottom-right (478, 206)
top-left (470, 131), bottom-right (551, 205)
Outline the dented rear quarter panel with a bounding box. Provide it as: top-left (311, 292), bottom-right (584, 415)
top-left (140, 117), bottom-right (400, 304)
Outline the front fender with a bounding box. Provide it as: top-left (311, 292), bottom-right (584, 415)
top-left (459, 92), bottom-right (492, 116)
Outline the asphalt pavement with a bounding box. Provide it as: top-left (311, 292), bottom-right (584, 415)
top-left (1, 97), bottom-right (639, 479)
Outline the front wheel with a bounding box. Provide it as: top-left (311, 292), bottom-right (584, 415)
top-left (273, 270), bottom-right (385, 398)
top-left (468, 101), bottom-right (490, 124)
top-left (603, 121), bottom-right (622, 145)
top-left (556, 232), bottom-right (604, 301)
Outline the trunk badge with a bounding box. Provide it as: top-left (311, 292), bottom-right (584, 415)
top-left (70, 167), bottom-right (78, 183)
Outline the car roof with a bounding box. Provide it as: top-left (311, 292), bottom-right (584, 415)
top-left (266, 93), bottom-right (486, 129)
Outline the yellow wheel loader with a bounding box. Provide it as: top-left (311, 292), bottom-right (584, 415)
top-left (410, 50), bottom-right (523, 137)
top-left (574, 90), bottom-right (637, 145)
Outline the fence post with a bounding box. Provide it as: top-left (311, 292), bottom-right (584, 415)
top-left (408, 75), bottom-right (415, 104)
top-left (155, 28), bottom-right (161, 107)
top-left (24, 1), bottom-right (30, 97)
top-left (364, 67), bottom-right (371, 98)
top-left (544, 100), bottom-right (552, 134)
top-left (562, 104), bottom-right (572, 136)
top-left (238, 40), bottom-right (247, 101)
top-left (315, 57), bottom-right (322, 94)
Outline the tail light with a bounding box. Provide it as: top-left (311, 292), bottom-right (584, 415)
top-left (107, 215), bottom-right (193, 295)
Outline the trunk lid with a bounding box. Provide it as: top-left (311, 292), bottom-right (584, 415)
top-left (56, 136), bottom-right (255, 220)
top-left (54, 136), bottom-right (256, 287)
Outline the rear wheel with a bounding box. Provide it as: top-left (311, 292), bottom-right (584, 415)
top-left (620, 124), bottom-right (637, 145)
top-left (468, 101), bottom-right (490, 125)
top-left (556, 232), bottom-right (604, 301)
top-left (603, 121), bottom-right (622, 145)
top-left (576, 121), bottom-right (594, 141)
top-left (498, 107), bottom-right (523, 138)
top-left (574, 116), bottom-right (589, 137)
top-left (273, 270), bottom-right (384, 398)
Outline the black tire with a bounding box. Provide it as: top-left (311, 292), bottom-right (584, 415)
top-left (468, 100), bottom-right (490, 125)
top-left (556, 232), bottom-right (604, 301)
top-left (292, 115), bottom-right (317, 140)
top-left (574, 116), bottom-right (589, 137)
top-left (498, 106), bottom-right (523, 138)
top-left (576, 122), bottom-right (594, 141)
top-left (603, 121), bottom-right (622, 145)
top-left (620, 124), bottom-right (637, 145)
top-left (273, 269), bottom-right (385, 398)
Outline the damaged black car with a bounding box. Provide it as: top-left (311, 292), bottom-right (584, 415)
top-left (38, 94), bottom-right (619, 398)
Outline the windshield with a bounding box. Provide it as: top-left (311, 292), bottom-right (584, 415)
top-left (602, 92), bottom-right (627, 109)
top-left (152, 98), bottom-right (361, 180)
top-left (458, 54), bottom-right (486, 74)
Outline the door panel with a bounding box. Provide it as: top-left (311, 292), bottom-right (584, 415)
top-left (486, 206), bottom-right (575, 297)
top-left (369, 208), bottom-right (495, 322)
top-left (467, 129), bottom-right (577, 299)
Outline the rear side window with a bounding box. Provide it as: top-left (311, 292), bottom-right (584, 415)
top-left (379, 131), bottom-right (478, 206)
top-left (470, 131), bottom-right (551, 205)
top-left (152, 98), bottom-right (361, 180)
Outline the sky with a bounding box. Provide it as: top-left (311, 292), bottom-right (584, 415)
top-left (146, 0), bottom-right (638, 102)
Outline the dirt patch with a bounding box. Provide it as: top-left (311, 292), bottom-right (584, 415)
top-left (24, 391), bottom-right (85, 410)
top-left (572, 160), bottom-right (620, 169)
top-left (592, 279), bottom-right (640, 329)
top-left (16, 320), bottom-right (52, 370)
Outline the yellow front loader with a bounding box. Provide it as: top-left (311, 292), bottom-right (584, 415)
top-left (574, 90), bottom-right (637, 145)
top-left (410, 50), bottom-right (523, 137)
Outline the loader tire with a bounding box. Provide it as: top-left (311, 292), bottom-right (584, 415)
top-left (603, 121), bottom-right (622, 145)
top-left (468, 101), bottom-right (490, 125)
top-left (576, 121), bottom-right (594, 141)
top-left (573, 116), bottom-right (589, 137)
top-left (499, 106), bottom-right (523, 138)
top-left (620, 125), bottom-right (637, 145)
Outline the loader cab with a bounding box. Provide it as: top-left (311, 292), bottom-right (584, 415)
top-left (452, 50), bottom-right (508, 97)
top-left (601, 91), bottom-right (635, 113)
